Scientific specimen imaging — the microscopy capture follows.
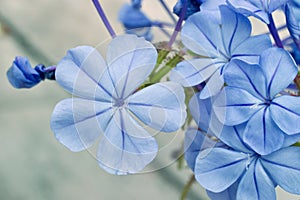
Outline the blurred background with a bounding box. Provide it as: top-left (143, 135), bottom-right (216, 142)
top-left (0, 0), bottom-right (298, 199)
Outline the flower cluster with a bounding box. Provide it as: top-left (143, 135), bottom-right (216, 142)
top-left (6, 0), bottom-right (300, 199)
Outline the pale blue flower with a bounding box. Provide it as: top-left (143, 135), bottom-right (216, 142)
top-left (50, 35), bottom-right (186, 175)
top-left (170, 5), bottom-right (271, 98)
top-left (213, 48), bottom-right (300, 155)
top-left (7, 56), bottom-right (55, 89)
top-left (185, 95), bottom-right (300, 199)
top-left (200, 0), bottom-right (226, 23)
top-left (226, 0), bottom-right (288, 24)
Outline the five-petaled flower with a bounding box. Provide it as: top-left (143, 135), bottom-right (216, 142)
top-left (185, 95), bottom-right (300, 200)
top-left (170, 5), bottom-right (271, 98)
top-left (50, 34), bottom-right (186, 175)
top-left (213, 48), bottom-right (300, 155)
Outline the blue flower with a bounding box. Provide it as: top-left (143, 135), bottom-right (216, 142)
top-left (185, 95), bottom-right (300, 199)
top-left (173, 0), bottom-right (202, 20)
top-left (286, 0), bottom-right (300, 47)
top-left (50, 35), bottom-right (186, 175)
top-left (213, 48), bottom-right (300, 155)
top-left (170, 5), bottom-right (271, 98)
top-left (200, 0), bottom-right (226, 23)
top-left (6, 56), bottom-right (55, 89)
top-left (226, 0), bottom-right (288, 24)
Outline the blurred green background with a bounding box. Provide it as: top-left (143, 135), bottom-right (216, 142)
top-left (0, 0), bottom-right (298, 199)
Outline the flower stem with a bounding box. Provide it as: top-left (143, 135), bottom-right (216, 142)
top-left (267, 14), bottom-right (283, 48)
top-left (158, 0), bottom-right (177, 24)
top-left (167, 0), bottom-right (187, 48)
top-left (180, 175), bottom-right (195, 200)
top-left (91, 0), bottom-right (116, 38)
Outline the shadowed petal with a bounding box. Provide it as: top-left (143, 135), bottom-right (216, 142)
top-left (128, 82), bottom-right (186, 132)
top-left (262, 147), bottom-right (300, 194)
top-left (270, 95), bottom-right (300, 134)
top-left (200, 68), bottom-right (225, 99)
top-left (195, 148), bottom-right (248, 192)
top-left (207, 180), bottom-right (239, 200)
top-left (236, 160), bottom-right (276, 200)
top-left (243, 107), bottom-right (285, 155)
top-left (97, 109), bottom-right (158, 175)
top-left (56, 46), bottom-right (112, 102)
top-left (105, 34), bottom-right (157, 99)
top-left (220, 5), bottom-right (251, 55)
top-left (170, 58), bottom-right (224, 87)
top-left (181, 12), bottom-right (226, 58)
top-left (259, 48), bottom-right (298, 98)
top-left (213, 87), bottom-right (263, 126)
top-left (50, 98), bottom-right (113, 152)
top-left (184, 128), bottom-right (221, 171)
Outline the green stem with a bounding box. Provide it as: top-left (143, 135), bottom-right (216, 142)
top-left (150, 54), bottom-right (182, 83)
top-left (149, 49), bottom-right (169, 80)
top-left (180, 175), bottom-right (196, 200)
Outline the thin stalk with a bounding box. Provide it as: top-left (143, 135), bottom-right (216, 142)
top-left (91, 0), bottom-right (116, 38)
top-left (267, 14), bottom-right (283, 48)
top-left (180, 175), bottom-right (196, 200)
top-left (167, 0), bottom-right (187, 48)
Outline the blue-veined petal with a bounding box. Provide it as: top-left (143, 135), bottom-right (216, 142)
top-left (220, 5), bottom-right (251, 56)
top-left (259, 48), bottom-right (298, 99)
top-left (195, 148), bottom-right (248, 192)
top-left (226, 0), bottom-right (270, 23)
top-left (56, 46), bottom-right (112, 102)
top-left (236, 160), bottom-right (276, 200)
top-left (105, 34), bottom-right (157, 99)
top-left (206, 180), bottom-right (239, 200)
top-left (170, 58), bottom-right (224, 87)
top-left (200, 68), bottom-right (225, 99)
top-left (97, 109), bottom-right (158, 175)
top-left (181, 11), bottom-right (226, 58)
top-left (184, 128), bottom-right (220, 171)
top-left (269, 0), bottom-right (288, 13)
top-left (286, 2), bottom-right (300, 43)
top-left (231, 34), bottom-right (272, 64)
top-left (224, 60), bottom-right (267, 100)
top-left (50, 98), bottom-right (113, 152)
top-left (270, 95), bottom-right (300, 135)
top-left (261, 146), bottom-right (300, 194)
top-left (218, 124), bottom-right (253, 154)
top-left (243, 107), bottom-right (285, 155)
top-left (127, 82), bottom-right (186, 132)
top-left (213, 87), bottom-right (264, 126)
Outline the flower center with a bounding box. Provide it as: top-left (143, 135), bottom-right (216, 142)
top-left (114, 98), bottom-right (125, 107)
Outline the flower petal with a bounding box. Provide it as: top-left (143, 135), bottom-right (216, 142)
top-left (206, 181), bottom-right (239, 200)
top-left (226, 0), bottom-right (270, 23)
top-left (261, 146), bottom-right (300, 194)
top-left (189, 93), bottom-right (211, 132)
top-left (195, 148), bottom-right (248, 192)
top-left (259, 48), bottom-right (298, 98)
top-left (231, 34), bottom-right (272, 64)
top-left (200, 68), bottom-right (225, 99)
top-left (243, 107), bottom-right (285, 155)
top-left (127, 82), bottom-right (186, 132)
top-left (270, 95), bottom-right (300, 134)
top-left (50, 98), bottom-right (113, 152)
top-left (97, 109), bottom-right (158, 175)
top-left (181, 11), bottom-right (226, 58)
top-left (220, 5), bottom-right (251, 56)
top-left (213, 87), bottom-right (264, 126)
top-left (236, 160), bottom-right (276, 200)
top-left (169, 58), bottom-right (224, 87)
top-left (105, 34), bottom-right (157, 99)
top-left (184, 128), bottom-right (222, 171)
top-left (224, 60), bottom-right (267, 100)
top-left (56, 46), bottom-right (112, 102)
